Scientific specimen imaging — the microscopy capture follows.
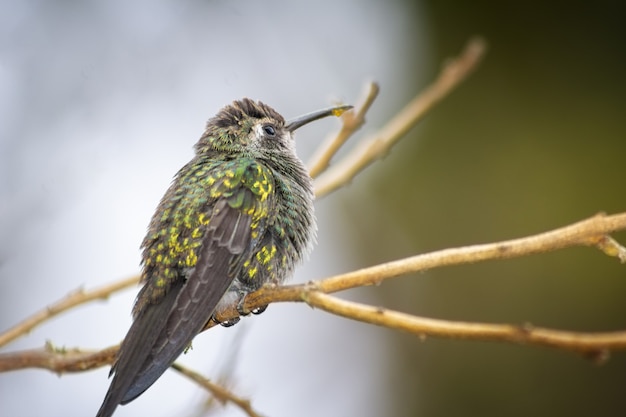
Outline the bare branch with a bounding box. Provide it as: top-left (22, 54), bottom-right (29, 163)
top-left (302, 291), bottom-right (623, 362)
top-left (0, 275), bottom-right (140, 348)
top-left (223, 212), bottom-right (626, 319)
top-left (1, 212), bottom-right (624, 374)
top-left (314, 37), bottom-right (487, 198)
top-left (0, 342), bottom-right (117, 373)
top-left (171, 363), bottom-right (265, 417)
top-left (307, 81), bottom-right (379, 179)
top-left (0, 343), bottom-right (262, 417)
top-left (593, 235), bottom-right (626, 263)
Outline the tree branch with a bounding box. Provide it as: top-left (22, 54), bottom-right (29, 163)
top-left (171, 363), bottom-right (264, 417)
top-left (0, 342), bottom-right (117, 373)
top-left (1, 213), bottom-right (624, 374)
top-left (313, 37), bottom-right (487, 197)
top-left (307, 81), bottom-right (379, 179)
top-left (0, 275), bottom-right (140, 349)
top-left (221, 212), bottom-right (626, 318)
top-left (302, 291), bottom-right (624, 363)
top-left (0, 343), bottom-right (262, 417)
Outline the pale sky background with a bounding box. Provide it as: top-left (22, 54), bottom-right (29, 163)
top-left (0, 1), bottom-right (428, 416)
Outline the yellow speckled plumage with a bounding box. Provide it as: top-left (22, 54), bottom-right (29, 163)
top-left (96, 98), bottom-right (351, 417)
top-left (137, 157), bottom-right (278, 309)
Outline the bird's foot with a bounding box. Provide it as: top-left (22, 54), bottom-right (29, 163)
top-left (236, 295), bottom-right (268, 316)
top-left (211, 314), bottom-right (240, 328)
top-left (251, 305), bottom-right (267, 315)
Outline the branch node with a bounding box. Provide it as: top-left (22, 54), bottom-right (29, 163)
top-left (300, 282), bottom-right (323, 308)
top-left (592, 235), bottom-right (626, 263)
top-left (519, 322), bottom-right (535, 335)
top-left (584, 348), bottom-right (610, 365)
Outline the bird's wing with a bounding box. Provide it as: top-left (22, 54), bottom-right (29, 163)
top-left (96, 160), bottom-right (274, 417)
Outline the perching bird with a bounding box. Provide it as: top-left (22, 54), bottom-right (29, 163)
top-left (96, 98), bottom-right (351, 417)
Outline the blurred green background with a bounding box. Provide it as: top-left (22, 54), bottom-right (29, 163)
top-left (338, 1), bottom-right (626, 416)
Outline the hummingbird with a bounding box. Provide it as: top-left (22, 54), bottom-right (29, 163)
top-left (96, 98), bottom-right (351, 417)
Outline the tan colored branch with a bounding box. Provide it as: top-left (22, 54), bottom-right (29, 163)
top-left (1, 213), bottom-right (624, 374)
top-left (0, 343), bottom-right (262, 417)
top-left (171, 363), bottom-right (264, 417)
top-left (302, 291), bottom-right (624, 362)
top-left (307, 81), bottom-right (379, 179)
top-left (223, 212), bottom-right (626, 318)
top-left (0, 342), bottom-right (117, 373)
top-left (0, 275), bottom-right (140, 349)
top-left (314, 37), bottom-right (487, 198)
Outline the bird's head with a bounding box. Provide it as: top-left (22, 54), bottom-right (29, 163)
top-left (196, 98), bottom-right (351, 159)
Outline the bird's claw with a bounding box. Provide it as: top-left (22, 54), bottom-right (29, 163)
top-left (236, 296), bottom-right (268, 316)
top-left (211, 314), bottom-right (240, 328)
top-left (251, 305), bottom-right (268, 315)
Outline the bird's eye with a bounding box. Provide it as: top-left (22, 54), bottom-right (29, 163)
top-left (262, 124), bottom-right (276, 136)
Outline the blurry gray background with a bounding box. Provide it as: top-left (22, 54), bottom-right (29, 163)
top-left (1, 1), bottom-right (625, 416)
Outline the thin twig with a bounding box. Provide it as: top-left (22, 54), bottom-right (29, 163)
top-left (302, 291), bottom-right (623, 362)
top-left (314, 37), bottom-right (487, 197)
top-left (0, 343), bottom-right (118, 373)
top-left (0, 275), bottom-right (140, 348)
top-left (307, 81), bottom-right (379, 179)
top-left (171, 363), bottom-right (264, 417)
top-left (593, 235), bottom-right (626, 263)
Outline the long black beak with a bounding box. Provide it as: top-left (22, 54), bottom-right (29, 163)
top-left (285, 104), bottom-right (353, 132)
